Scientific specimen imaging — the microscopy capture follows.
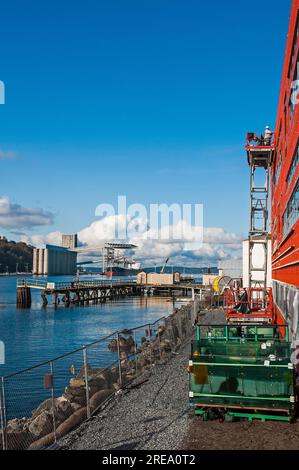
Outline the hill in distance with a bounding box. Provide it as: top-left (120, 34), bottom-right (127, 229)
top-left (142, 266), bottom-right (218, 274)
top-left (0, 236), bottom-right (33, 273)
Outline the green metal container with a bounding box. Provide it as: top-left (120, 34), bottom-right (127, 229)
top-left (189, 324), bottom-right (296, 421)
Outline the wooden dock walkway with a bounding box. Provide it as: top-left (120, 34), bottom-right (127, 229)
top-left (16, 278), bottom-right (139, 307)
top-left (16, 278), bottom-right (204, 308)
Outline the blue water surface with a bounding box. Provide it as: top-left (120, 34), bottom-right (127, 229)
top-left (0, 275), bottom-right (176, 377)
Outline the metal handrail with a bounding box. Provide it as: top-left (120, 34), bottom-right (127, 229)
top-left (17, 278), bottom-right (137, 290)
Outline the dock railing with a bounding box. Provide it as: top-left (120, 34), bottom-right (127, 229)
top-left (17, 278), bottom-right (48, 289)
top-left (17, 278), bottom-right (137, 290)
top-left (0, 302), bottom-right (196, 450)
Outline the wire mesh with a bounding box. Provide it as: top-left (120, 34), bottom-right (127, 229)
top-left (1, 301), bottom-right (196, 450)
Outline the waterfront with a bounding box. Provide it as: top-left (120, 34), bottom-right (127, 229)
top-left (0, 275), bottom-right (178, 378)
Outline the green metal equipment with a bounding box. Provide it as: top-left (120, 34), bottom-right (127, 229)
top-left (188, 324), bottom-right (297, 422)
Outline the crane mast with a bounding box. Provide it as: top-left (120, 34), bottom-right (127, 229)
top-left (225, 131), bottom-right (275, 323)
top-left (246, 133), bottom-right (274, 293)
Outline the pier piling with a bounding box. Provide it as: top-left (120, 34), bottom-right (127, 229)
top-left (16, 287), bottom-right (31, 308)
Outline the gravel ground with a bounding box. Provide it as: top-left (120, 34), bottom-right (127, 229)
top-left (60, 309), bottom-right (222, 450)
top-left (60, 339), bottom-right (192, 450)
top-left (61, 309), bottom-right (299, 451)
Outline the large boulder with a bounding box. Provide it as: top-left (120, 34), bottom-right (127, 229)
top-left (5, 418), bottom-right (34, 450)
top-left (29, 407), bottom-right (88, 450)
top-left (65, 366), bottom-right (115, 403)
top-left (137, 352), bottom-right (148, 368)
top-left (160, 339), bottom-right (171, 352)
top-left (110, 366), bottom-right (120, 383)
top-left (69, 378), bottom-right (85, 387)
top-left (89, 389), bottom-right (114, 411)
top-left (89, 374), bottom-right (110, 397)
top-left (28, 431), bottom-right (56, 450)
top-left (64, 385), bottom-right (87, 406)
top-left (75, 365), bottom-right (100, 380)
top-left (29, 411), bottom-right (53, 439)
top-left (108, 339), bottom-right (117, 351)
top-left (118, 336), bottom-right (127, 350)
top-left (32, 396), bottom-right (73, 425)
top-left (126, 335), bottom-right (135, 350)
top-left (55, 406), bottom-right (87, 437)
top-left (6, 430), bottom-right (34, 450)
top-left (7, 417), bottom-right (30, 432)
top-left (95, 368), bottom-right (112, 388)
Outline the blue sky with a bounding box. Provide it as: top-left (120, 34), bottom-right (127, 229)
top-left (0, 0), bottom-right (291, 262)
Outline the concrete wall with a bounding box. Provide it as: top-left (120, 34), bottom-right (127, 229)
top-left (62, 234), bottom-right (78, 250)
top-left (38, 249), bottom-right (44, 275)
top-left (32, 247), bottom-right (77, 275)
top-left (32, 248), bottom-right (38, 275)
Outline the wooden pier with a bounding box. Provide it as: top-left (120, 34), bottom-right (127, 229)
top-left (16, 278), bottom-right (204, 308)
top-left (16, 278), bottom-right (140, 308)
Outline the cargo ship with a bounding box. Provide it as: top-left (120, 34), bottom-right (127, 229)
top-left (106, 263), bottom-right (141, 277)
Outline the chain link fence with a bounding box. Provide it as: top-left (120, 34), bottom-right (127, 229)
top-left (0, 301), bottom-right (198, 450)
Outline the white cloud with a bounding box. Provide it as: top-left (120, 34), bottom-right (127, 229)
top-left (0, 196), bottom-right (54, 229)
top-left (80, 217), bottom-right (243, 265)
top-left (19, 213), bottom-right (243, 264)
top-left (20, 231), bottom-right (62, 247)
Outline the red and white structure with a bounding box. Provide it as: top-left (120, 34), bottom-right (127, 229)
top-left (271, 0), bottom-right (299, 339)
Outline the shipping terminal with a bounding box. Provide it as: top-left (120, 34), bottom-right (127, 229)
top-left (3, 0), bottom-right (299, 453)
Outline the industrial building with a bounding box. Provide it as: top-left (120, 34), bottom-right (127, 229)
top-left (62, 234), bottom-right (78, 250)
top-left (33, 244), bottom-right (77, 276)
top-left (271, 0), bottom-right (299, 331)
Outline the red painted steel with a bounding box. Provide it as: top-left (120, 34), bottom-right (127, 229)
top-left (271, 1), bottom-right (299, 323)
top-left (225, 288), bottom-right (274, 322)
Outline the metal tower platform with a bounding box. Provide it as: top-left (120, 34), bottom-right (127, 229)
top-left (246, 136), bottom-right (274, 291)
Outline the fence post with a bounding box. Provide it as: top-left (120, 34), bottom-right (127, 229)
top-left (177, 312), bottom-right (183, 341)
top-left (166, 317), bottom-right (175, 352)
top-left (148, 324), bottom-right (153, 368)
top-left (83, 348), bottom-right (91, 419)
top-left (49, 362), bottom-right (57, 443)
top-left (157, 321), bottom-right (162, 362)
top-left (192, 296), bottom-right (197, 324)
top-left (133, 330), bottom-right (138, 378)
top-left (171, 319), bottom-right (177, 350)
top-left (116, 333), bottom-right (123, 388)
top-left (0, 377), bottom-right (7, 450)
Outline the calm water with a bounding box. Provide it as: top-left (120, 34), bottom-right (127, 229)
top-left (0, 275), bottom-right (177, 377)
top-left (0, 275), bottom-right (182, 417)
